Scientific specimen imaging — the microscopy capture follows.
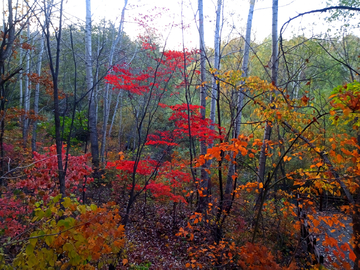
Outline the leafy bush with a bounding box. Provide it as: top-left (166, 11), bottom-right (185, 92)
top-left (39, 110), bottom-right (89, 145)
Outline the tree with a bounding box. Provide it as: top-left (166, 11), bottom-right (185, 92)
top-left (105, 41), bottom-right (199, 226)
top-left (22, 23), bottom-right (31, 147)
top-left (0, 0), bottom-right (31, 182)
top-left (85, 0), bottom-right (100, 170)
top-left (235, 0), bottom-right (256, 136)
top-left (198, 0), bottom-right (209, 211)
top-left (209, 0), bottom-right (222, 129)
top-left (225, 0), bottom-right (256, 207)
top-left (31, 30), bottom-right (45, 153)
top-left (42, 0), bottom-right (66, 196)
top-left (100, 0), bottom-right (129, 163)
top-left (256, 0), bottom-right (278, 186)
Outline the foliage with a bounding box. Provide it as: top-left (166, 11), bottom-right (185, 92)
top-left (39, 111), bottom-right (89, 145)
top-left (0, 146), bottom-right (93, 246)
top-left (107, 156), bottom-right (191, 203)
top-left (6, 196), bottom-right (125, 269)
top-left (11, 145), bottom-right (93, 202)
top-left (0, 196), bottom-right (31, 238)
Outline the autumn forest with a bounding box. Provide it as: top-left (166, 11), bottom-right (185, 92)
top-left (1, 0), bottom-right (360, 269)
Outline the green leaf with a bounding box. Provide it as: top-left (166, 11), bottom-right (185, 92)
top-left (67, 217), bottom-right (76, 227)
top-left (53, 194), bottom-right (62, 203)
top-left (45, 236), bottom-right (54, 246)
top-left (45, 208), bottom-right (52, 218)
top-left (71, 253), bottom-right (81, 264)
top-left (63, 242), bottom-right (73, 252)
top-left (62, 197), bottom-right (71, 208)
top-left (27, 254), bottom-right (37, 267)
top-left (90, 204), bottom-right (97, 211)
top-left (73, 234), bottom-right (85, 243)
top-left (29, 237), bottom-right (37, 247)
top-left (63, 220), bottom-right (70, 228)
top-left (35, 210), bottom-right (44, 219)
top-left (77, 205), bottom-right (86, 214)
top-left (58, 210), bottom-right (64, 217)
top-left (25, 244), bottom-right (34, 256)
top-left (49, 258), bottom-right (55, 267)
top-left (57, 219), bottom-right (65, 227)
top-left (50, 219), bottom-right (57, 228)
top-left (42, 248), bottom-right (54, 261)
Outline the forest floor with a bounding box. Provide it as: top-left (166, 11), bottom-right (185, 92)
top-left (87, 183), bottom-right (192, 269)
top-left (86, 182), bottom-right (345, 269)
top-left (315, 211), bottom-right (353, 269)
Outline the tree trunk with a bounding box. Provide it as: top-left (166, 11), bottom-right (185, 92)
top-left (252, 0), bottom-right (278, 240)
top-left (225, 0), bottom-right (255, 207)
top-left (85, 0), bottom-right (100, 169)
top-left (100, 26), bottom-right (110, 163)
top-left (209, 0), bottom-right (222, 131)
top-left (43, 0), bottom-right (66, 197)
top-left (23, 24), bottom-right (31, 148)
top-left (101, 0), bottom-right (128, 163)
top-left (31, 31), bottom-right (45, 153)
top-left (198, 0), bottom-right (209, 210)
top-left (353, 202), bottom-right (360, 269)
top-left (271, 0), bottom-right (279, 86)
top-left (19, 32), bottom-right (23, 114)
top-left (257, 0), bottom-right (278, 184)
top-left (0, 0), bottom-right (19, 182)
top-left (109, 89), bottom-right (122, 145)
top-left (235, 0), bottom-right (255, 137)
top-left (95, 28), bottom-right (100, 126)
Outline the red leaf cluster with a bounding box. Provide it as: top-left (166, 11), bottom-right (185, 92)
top-left (107, 158), bottom-right (191, 203)
top-left (12, 145), bottom-right (93, 202)
top-left (0, 196), bottom-right (30, 237)
top-left (147, 103), bottom-right (225, 146)
top-left (105, 66), bottom-right (152, 95)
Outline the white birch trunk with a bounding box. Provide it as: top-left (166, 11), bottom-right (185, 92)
top-left (199, 0), bottom-right (206, 121)
top-left (209, 0), bottom-right (222, 128)
top-left (108, 89), bottom-right (122, 144)
top-left (19, 1), bottom-right (23, 111)
top-left (19, 33), bottom-right (23, 111)
top-left (85, 0), bottom-right (100, 168)
top-left (95, 28), bottom-right (100, 126)
top-left (225, 0), bottom-right (255, 203)
top-left (198, 0), bottom-right (209, 208)
top-left (23, 24), bottom-right (31, 146)
top-left (257, 0), bottom-right (278, 183)
top-left (100, 0), bottom-right (128, 163)
top-left (235, 0), bottom-right (255, 137)
top-left (31, 31), bottom-right (45, 152)
top-left (32, 1), bottom-right (51, 152)
top-left (271, 0), bottom-right (279, 86)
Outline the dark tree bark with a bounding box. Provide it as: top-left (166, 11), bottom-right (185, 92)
top-left (43, 0), bottom-right (66, 197)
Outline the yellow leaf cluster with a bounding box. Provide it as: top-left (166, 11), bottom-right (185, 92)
top-left (13, 197), bottom-right (126, 269)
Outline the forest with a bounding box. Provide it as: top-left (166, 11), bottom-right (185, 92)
top-left (1, 0), bottom-right (360, 269)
